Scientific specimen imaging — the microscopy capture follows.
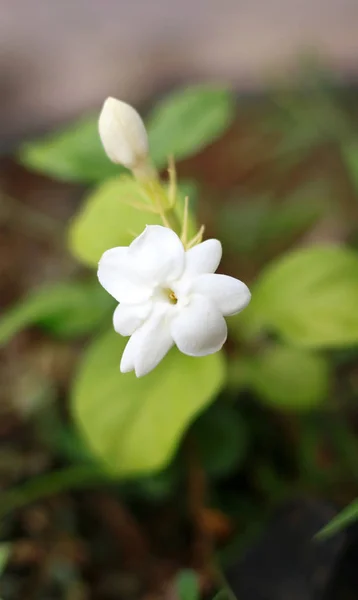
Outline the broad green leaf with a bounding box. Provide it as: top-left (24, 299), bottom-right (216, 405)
top-left (316, 498), bottom-right (358, 539)
top-left (72, 329), bottom-right (225, 477)
top-left (147, 85), bottom-right (236, 167)
top-left (0, 280), bottom-right (114, 345)
top-left (18, 115), bottom-right (121, 183)
top-left (174, 570), bottom-right (200, 600)
top-left (245, 245), bottom-right (358, 348)
top-left (68, 175), bottom-right (197, 267)
top-left (192, 402), bottom-right (248, 478)
top-left (246, 345), bottom-right (329, 411)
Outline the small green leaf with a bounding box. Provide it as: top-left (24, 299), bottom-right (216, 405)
top-left (246, 344), bottom-right (329, 411)
top-left (18, 115), bottom-right (121, 183)
top-left (316, 498), bottom-right (358, 539)
top-left (192, 402), bottom-right (248, 478)
top-left (245, 245), bottom-right (358, 348)
top-left (147, 85), bottom-right (236, 167)
top-left (0, 280), bottom-right (114, 345)
top-left (68, 175), bottom-right (197, 267)
top-left (341, 139), bottom-right (358, 195)
top-left (0, 544), bottom-right (11, 576)
top-left (0, 466), bottom-right (109, 518)
top-left (72, 329), bottom-right (225, 477)
top-left (174, 570), bottom-right (200, 600)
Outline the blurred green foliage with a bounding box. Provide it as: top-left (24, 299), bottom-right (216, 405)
top-left (0, 281), bottom-right (115, 344)
top-left (3, 79), bottom-right (358, 551)
top-left (174, 570), bottom-right (200, 600)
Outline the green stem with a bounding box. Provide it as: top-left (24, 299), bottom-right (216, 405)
top-left (141, 178), bottom-right (182, 235)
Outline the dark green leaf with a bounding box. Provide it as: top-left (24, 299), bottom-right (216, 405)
top-left (192, 402), bottom-right (249, 478)
top-left (0, 280), bottom-right (114, 345)
top-left (18, 115), bottom-right (121, 183)
top-left (316, 498), bottom-right (358, 539)
top-left (147, 85), bottom-right (236, 167)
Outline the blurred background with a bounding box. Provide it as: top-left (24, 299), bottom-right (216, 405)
top-left (1, 0), bottom-right (358, 143)
top-left (1, 2), bottom-right (358, 600)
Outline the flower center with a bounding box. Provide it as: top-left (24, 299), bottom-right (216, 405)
top-left (163, 288), bottom-right (178, 305)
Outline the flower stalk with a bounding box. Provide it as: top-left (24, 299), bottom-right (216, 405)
top-left (98, 97), bottom-right (201, 247)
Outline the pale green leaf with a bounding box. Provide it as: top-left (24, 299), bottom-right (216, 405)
top-left (18, 115), bottom-right (121, 183)
top-left (68, 175), bottom-right (197, 267)
top-left (0, 281), bottom-right (114, 345)
top-left (72, 329), bottom-right (225, 477)
top-left (247, 344), bottom-right (329, 411)
top-left (245, 245), bottom-right (358, 348)
top-left (316, 498), bottom-right (358, 539)
top-left (147, 85), bottom-right (236, 167)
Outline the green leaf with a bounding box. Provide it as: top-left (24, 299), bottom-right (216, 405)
top-left (68, 175), bottom-right (197, 267)
top-left (0, 280), bottom-right (114, 345)
top-left (72, 329), bottom-right (225, 477)
top-left (246, 344), bottom-right (329, 411)
top-left (0, 544), bottom-right (11, 576)
top-left (0, 466), bottom-right (110, 518)
top-left (18, 115), bottom-right (121, 183)
top-left (192, 402), bottom-right (248, 478)
top-left (341, 139), bottom-right (358, 195)
top-left (219, 183), bottom-right (327, 256)
top-left (174, 570), bottom-right (200, 600)
top-left (19, 85), bottom-right (235, 183)
top-left (129, 464), bottom-right (180, 501)
top-left (68, 176), bottom-right (159, 266)
top-left (147, 85), bottom-right (236, 167)
top-left (316, 498), bottom-right (358, 539)
top-left (245, 245), bottom-right (358, 348)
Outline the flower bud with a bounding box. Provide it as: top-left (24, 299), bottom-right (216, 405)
top-left (98, 97), bottom-right (149, 169)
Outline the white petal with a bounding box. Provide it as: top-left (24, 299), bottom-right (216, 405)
top-left (192, 274), bottom-right (251, 316)
top-left (170, 295), bottom-right (227, 357)
top-left (184, 239), bottom-right (222, 276)
top-left (120, 306), bottom-right (173, 377)
top-left (120, 336), bottom-right (137, 373)
top-left (98, 247), bottom-right (151, 304)
top-left (128, 225), bottom-right (185, 284)
top-left (113, 302), bottom-right (152, 336)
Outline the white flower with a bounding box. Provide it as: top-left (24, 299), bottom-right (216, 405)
top-left (98, 97), bottom-right (149, 169)
top-left (98, 225), bottom-right (251, 377)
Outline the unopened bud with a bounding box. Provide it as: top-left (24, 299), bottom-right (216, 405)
top-left (98, 97), bottom-right (149, 170)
